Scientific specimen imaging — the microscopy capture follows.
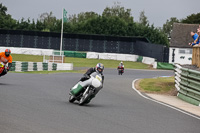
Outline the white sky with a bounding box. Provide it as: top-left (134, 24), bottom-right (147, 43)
top-left (1, 0), bottom-right (200, 27)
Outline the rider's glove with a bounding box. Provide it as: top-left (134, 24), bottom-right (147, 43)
top-left (84, 74), bottom-right (90, 78)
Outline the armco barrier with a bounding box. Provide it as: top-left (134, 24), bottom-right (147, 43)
top-left (174, 64), bottom-right (200, 106)
top-left (10, 61), bottom-right (73, 72)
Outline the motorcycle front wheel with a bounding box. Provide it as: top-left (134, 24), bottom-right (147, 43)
top-left (79, 90), bottom-right (92, 106)
top-left (69, 94), bottom-right (76, 103)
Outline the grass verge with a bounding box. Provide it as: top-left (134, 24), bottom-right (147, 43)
top-left (136, 76), bottom-right (177, 95)
top-left (12, 54), bottom-right (43, 62)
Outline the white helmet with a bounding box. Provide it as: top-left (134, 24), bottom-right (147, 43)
top-left (96, 63), bottom-right (104, 73)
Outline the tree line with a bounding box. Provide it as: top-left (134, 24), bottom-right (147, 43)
top-left (0, 3), bottom-right (200, 47)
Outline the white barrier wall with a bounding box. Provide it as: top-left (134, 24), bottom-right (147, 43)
top-left (86, 52), bottom-right (154, 65)
top-left (0, 47), bottom-right (54, 56)
top-left (86, 52), bottom-right (99, 59)
top-left (169, 47), bottom-right (192, 65)
top-left (142, 57), bottom-right (156, 65)
top-left (56, 63), bottom-right (73, 70)
top-left (87, 52), bottom-right (139, 62)
top-left (120, 54), bottom-right (138, 62)
top-left (99, 53), bottom-right (117, 60)
top-left (153, 62), bottom-right (157, 69)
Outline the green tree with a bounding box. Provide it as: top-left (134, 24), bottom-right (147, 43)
top-left (181, 12), bottom-right (200, 24)
top-left (16, 18), bottom-right (32, 30)
top-left (0, 3), bottom-right (17, 29)
top-left (102, 2), bottom-right (133, 23)
top-left (36, 20), bottom-right (45, 31)
top-left (38, 12), bottom-right (57, 31)
top-left (162, 17), bottom-right (179, 36)
top-left (74, 16), bottom-right (127, 36)
top-left (0, 3), bottom-right (7, 15)
top-left (29, 19), bottom-right (36, 31)
top-left (68, 11), bottom-right (98, 25)
top-left (68, 14), bottom-right (77, 24)
top-left (139, 10), bottom-right (149, 26)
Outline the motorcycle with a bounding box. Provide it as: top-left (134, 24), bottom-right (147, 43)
top-left (0, 62), bottom-right (5, 75)
top-left (69, 72), bottom-right (103, 105)
top-left (117, 66), bottom-right (124, 75)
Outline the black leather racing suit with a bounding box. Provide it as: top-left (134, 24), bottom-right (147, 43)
top-left (80, 67), bottom-right (104, 84)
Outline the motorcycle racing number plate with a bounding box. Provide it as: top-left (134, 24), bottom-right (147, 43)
top-left (95, 75), bottom-right (102, 82)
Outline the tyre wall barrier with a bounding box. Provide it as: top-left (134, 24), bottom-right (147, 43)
top-left (10, 61), bottom-right (73, 72)
top-left (174, 64), bottom-right (200, 106)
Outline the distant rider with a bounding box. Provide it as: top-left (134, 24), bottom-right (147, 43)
top-left (0, 49), bottom-right (12, 77)
top-left (117, 61), bottom-right (124, 72)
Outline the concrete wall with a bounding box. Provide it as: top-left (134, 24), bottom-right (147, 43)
top-left (169, 47), bottom-right (192, 65)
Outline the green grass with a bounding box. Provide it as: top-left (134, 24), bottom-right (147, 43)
top-left (65, 57), bottom-right (149, 69)
top-left (12, 54), bottom-right (150, 69)
top-left (12, 54), bottom-right (43, 62)
top-left (139, 77), bottom-right (176, 94)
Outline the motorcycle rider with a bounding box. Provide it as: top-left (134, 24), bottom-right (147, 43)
top-left (119, 61), bottom-right (124, 68)
top-left (0, 49), bottom-right (12, 77)
top-left (71, 63), bottom-right (104, 97)
top-left (117, 61), bottom-right (124, 74)
top-left (81, 63), bottom-right (104, 82)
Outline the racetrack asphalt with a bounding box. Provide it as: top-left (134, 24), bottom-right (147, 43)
top-left (0, 68), bottom-right (200, 133)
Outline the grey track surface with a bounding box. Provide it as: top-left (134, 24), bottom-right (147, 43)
top-left (0, 69), bottom-right (200, 133)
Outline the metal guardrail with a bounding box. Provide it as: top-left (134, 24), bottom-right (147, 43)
top-left (174, 64), bottom-right (200, 106)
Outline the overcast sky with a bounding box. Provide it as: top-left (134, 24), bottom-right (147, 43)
top-left (1, 0), bottom-right (200, 27)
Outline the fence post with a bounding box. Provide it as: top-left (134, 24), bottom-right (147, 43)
top-left (192, 45), bottom-right (200, 67)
